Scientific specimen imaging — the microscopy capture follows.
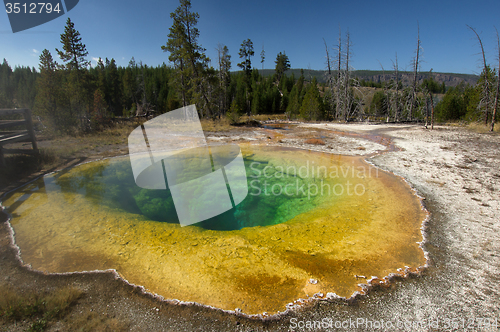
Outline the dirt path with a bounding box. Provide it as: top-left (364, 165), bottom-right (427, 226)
top-left (1, 123), bottom-right (499, 331)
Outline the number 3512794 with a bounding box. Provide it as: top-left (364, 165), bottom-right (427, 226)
top-left (5, 3), bottom-right (62, 14)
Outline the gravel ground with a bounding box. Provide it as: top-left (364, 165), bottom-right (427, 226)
top-left (1, 123), bottom-right (499, 331)
top-left (281, 123), bottom-right (500, 332)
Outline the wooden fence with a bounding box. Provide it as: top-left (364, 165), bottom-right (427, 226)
top-left (0, 109), bottom-right (38, 166)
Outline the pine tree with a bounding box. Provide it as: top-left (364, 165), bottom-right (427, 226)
top-left (238, 39), bottom-right (254, 78)
top-left (0, 59), bottom-right (14, 107)
top-left (92, 89), bottom-right (107, 128)
top-left (286, 85), bottom-right (301, 119)
top-left (275, 51), bottom-right (291, 85)
top-left (251, 87), bottom-right (260, 115)
top-left (95, 58), bottom-right (106, 93)
top-left (260, 45), bottom-right (265, 70)
top-left (105, 58), bottom-right (121, 115)
top-left (162, 0), bottom-right (211, 115)
top-left (56, 18), bottom-right (91, 131)
top-left (34, 49), bottom-right (72, 131)
top-left (121, 58), bottom-right (139, 113)
top-left (237, 39), bottom-right (254, 114)
top-left (56, 18), bottom-right (89, 72)
top-left (300, 78), bottom-right (324, 121)
top-left (216, 43), bottom-right (231, 116)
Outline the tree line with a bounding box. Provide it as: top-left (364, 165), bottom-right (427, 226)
top-left (0, 0), bottom-right (498, 132)
top-left (0, 59), bottom-right (37, 110)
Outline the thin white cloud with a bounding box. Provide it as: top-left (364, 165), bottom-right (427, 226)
top-left (32, 49), bottom-right (38, 53)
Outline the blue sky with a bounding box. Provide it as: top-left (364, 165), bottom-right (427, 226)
top-left (1, 0), bottom-right (499, 74)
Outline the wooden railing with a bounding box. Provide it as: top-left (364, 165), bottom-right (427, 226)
top-left (0, 109), bottom-right (38, 166)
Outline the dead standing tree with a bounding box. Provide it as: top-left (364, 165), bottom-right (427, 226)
top-left (323, 28), bottom-right (343, 120)
top-left (324, 28), bottom-right (362, 122)
top-left (407, 24), bottom-right (422, 121)
top-left (216, 43), bottom-right (231, 118)
top-left (342, 31), bottom-right (353, 121)
top-left (323, 38), bottom-right (335, 119)
top-left (343, 31), bottom-right (363, 121)
top-left (377, 60), bottom-right (392, 122)
top-left (491, 27), bottom-right (500, 132)
top-left (390, 53), bottom-right (402, 122)
top-left (337, 30), bottom-right (361, 121)
top-left (422, 69), bottom-right (436, 129)
top-left (467, 25), bottom-right (492, 126)
top-left (335, 27), bottom-right (343, 119)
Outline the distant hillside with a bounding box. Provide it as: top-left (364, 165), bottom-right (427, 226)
top-left (252, 69), bottom-right (479, 87)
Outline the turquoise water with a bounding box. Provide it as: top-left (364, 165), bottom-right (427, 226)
top-left (48, 146), bottom-right (327, 231)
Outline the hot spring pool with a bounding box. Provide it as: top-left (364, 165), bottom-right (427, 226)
top-left (1, 145), bottom-right (427, 315)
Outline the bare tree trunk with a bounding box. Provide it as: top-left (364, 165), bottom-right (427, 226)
top-left (393, 53), bottom-right (400, 122)
top-left (425, 97), bottom-right (429, 129)
top-left (335, 27), bottom-right (342, 119)
top-left (409, 24), bottom-right (421, 121)
top-left (378, 61), bottom-right (390, 122)
top-left (184, 8), bottom-right (211, 118)
top-left (492, 28), bottom-right (500, 132)
top-left (323, 38), bottom-right (334, 119)
top-left (216, 43), bottom-right (224, 118)
top-left (324, 38), bottom-right (331, 77)
top-left (425, 69), bottom-right (435, 130)
top-left (344, 31), bottom-right (350, 122)
top-left (180, 59), bottom-right (186, 107)
top-left (430, 92), bottom-right (435, 130)
top-left (468, 25), bottom-right (491, 125)
top-left (337, 27), bottom-right (342, 80)
top-left (141, 65), bottom-right (147, 112)
top-left (223, 75), bottom-right (227, 117)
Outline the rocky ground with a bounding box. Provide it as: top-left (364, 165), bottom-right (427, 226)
top-left (1, 122), bottom-right (499, 331)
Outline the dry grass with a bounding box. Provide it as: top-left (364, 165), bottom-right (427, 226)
top-left (0, 121), bottom-right (139, 190)
top-left (200, 117), bottom-right (234, 132)
top-left (0, 284), bottom-right (83, 331)
top-left (70, 121), bottom-right (139, 149)
top-left (44, 286), bottom-right (84, 316)
top-left (200, 114), bottom-right (286, 132)
top-left (242, 114), bottom-right (287, 122)
top-left (0, 283), bottom-right (129, 331)
top-left (466, 122), bottom-right (500, 134)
